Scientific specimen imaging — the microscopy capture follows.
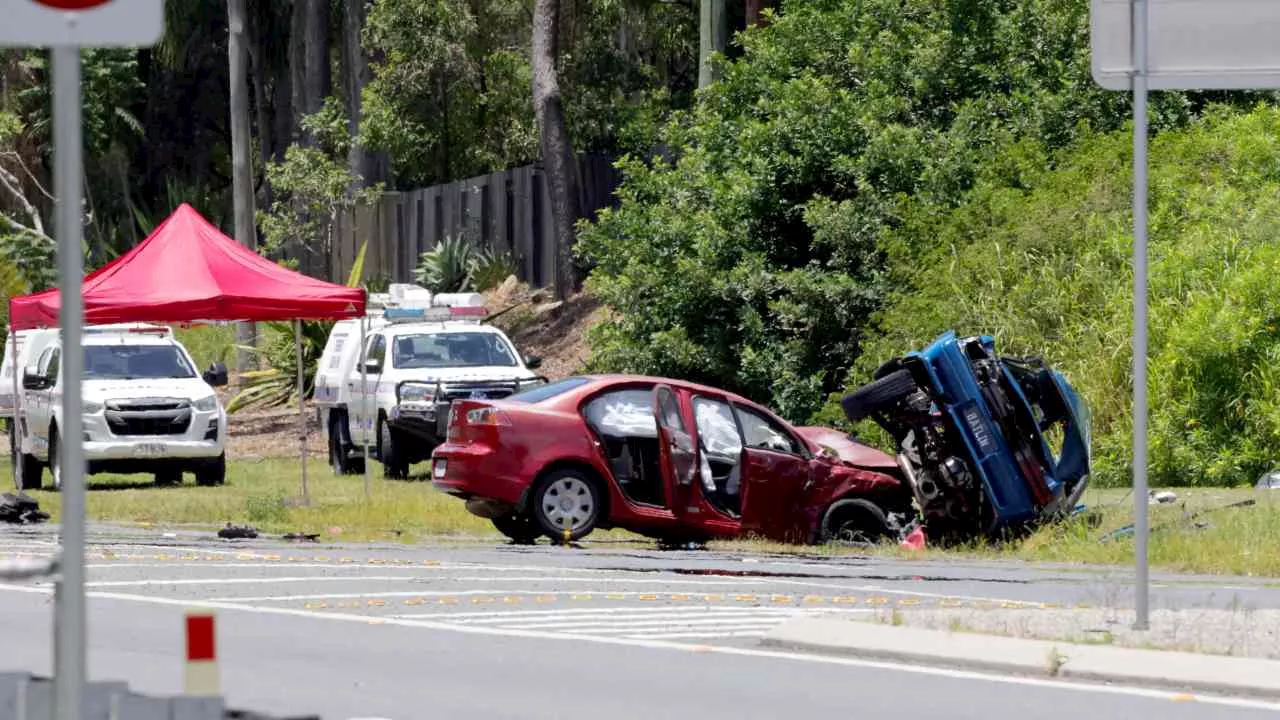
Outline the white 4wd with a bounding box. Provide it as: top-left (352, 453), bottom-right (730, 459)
top-left (315, 286), bottom-right (546, 478)
top-left (9, 324), bottom-right (230, 490)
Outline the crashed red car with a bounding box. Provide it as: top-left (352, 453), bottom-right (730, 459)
top-left (430, 374), bottom-right (912, 546)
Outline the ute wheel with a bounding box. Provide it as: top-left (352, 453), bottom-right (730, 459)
top-left (329, 415), bottom-right (364, 475)
top-left (820, 498), bottom-right (891, 547)
top-left (195, 454), bottom-right (226, 487)
top-left (49, 428), bottom-right (62, 491)
top-left (841, 369), bottom-right (918, 422)
top-left (531, 469), bottom-right (602, 543)
top-left (491, 513), bottom-right (541, 545)
top-left (18, 453), bottom-right (43, 491)
top-left (155, 469), bottom-right (182, 487)
top-left (379, 417), bottom-right (409, 479)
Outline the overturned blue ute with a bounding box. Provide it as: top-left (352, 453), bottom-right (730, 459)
top-left (841, 331), bottom-right (1091, 542)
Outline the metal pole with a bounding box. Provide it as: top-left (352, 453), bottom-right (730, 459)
top-left (360, 315), bottom-right (370, 499)
top-left (228, 0), bottom-right (257, 378)
top-left (52, 44), bottom-right (85, 720)
top-left (1131, 0), bottom-right (1151, 631)
top-left (10, 327), bottom-right (22, 490)
top-left (296, 319), bottom-right (308, 505)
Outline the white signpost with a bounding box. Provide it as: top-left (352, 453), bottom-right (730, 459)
top-left (1090, 0), bottom-right (1280, 631)
top-left (0, 2), bottom-right (161, 718)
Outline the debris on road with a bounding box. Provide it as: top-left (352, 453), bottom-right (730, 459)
top-left (281, 532), bottom-right (320, 542)
top-left (1150, 490), bottom-right (1178, 504)
top-left (0, 492), bottom-right (49, 525)
top-left (217, 523), bottom-right (259, 539)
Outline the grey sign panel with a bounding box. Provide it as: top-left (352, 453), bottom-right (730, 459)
top-left (0, 0), bottom-right (163, 47)
top-left (1091, 0), bottom-right (1280, 90)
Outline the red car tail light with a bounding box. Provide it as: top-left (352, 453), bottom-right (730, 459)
top-left (466, 407), bottom-right (511, 426)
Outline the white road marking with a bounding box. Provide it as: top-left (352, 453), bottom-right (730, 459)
top-left (1, 582), bottom-right (1276, 711)
top-left (393, 606), bottom-right (806, 620)
top-left (71, 576), bottom-right (431, 588)
top-left (630, 630), bottom-right (769, 639)
top-left (217, 588), bottom-right (772, 603)
top-left (504, 617), bottom-right (795, 631)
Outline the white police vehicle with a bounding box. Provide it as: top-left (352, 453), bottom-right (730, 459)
top-left (313, 284), bottom-right (545, 478)
top-left (1, 323), bottom-right (230, 490)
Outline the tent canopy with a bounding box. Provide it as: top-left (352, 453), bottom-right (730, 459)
top-left (8, 203), bottom-right (365, 330)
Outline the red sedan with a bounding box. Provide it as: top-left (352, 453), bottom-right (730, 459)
top-left (430, 375), bottom-right (913, 546)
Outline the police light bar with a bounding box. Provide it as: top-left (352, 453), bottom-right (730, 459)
top-left (383, 306), bottom-right (489, 322)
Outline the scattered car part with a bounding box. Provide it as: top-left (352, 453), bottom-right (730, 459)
top-left (0, 492), bottom-right (48, 525)
top-left (217, 523), bottom-right (259, 539)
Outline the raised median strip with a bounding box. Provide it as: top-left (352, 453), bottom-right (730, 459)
top-left (760, 615), bottom-right (1280, 700)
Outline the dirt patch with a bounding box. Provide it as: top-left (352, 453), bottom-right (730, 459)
top-left (221, 399), bottom-right (327, 459)
top-left (483, 275), bottom-right (608, 382)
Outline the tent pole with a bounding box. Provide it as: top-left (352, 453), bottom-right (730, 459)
top-left (360, 315), bottom-right (370, 500)
top-left (296, 319), bottom-right (308, 506)
top-left (9, 327), bottom-right (20, 490)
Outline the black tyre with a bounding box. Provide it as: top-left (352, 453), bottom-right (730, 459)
top-left (531, 469), bottom-right (602, 543)
top-left (841, 369), bottom-right (918, 422)
top-left (328, 414), bottom-right (363, 475)
top-left (48, 428), bottom-right (62, 491)
top-left (491, 513), bottom-right (541, 545)
top-left (155, 469), bottom-right (182, 487)
top-left (819, 498), bottom-right (891, 547)
top-left (195, 453), bottom-right (227, 486)
top-left (379, 417), bottom-right (409, 479)
top-left (17, 454), bottom-right (43, 491)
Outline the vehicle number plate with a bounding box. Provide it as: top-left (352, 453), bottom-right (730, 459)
top-left (134, 443), bottom-right (166, 457)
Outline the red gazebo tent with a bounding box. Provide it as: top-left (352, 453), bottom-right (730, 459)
top-left (7, 203), bottom-right (366, 501)
top-left (9, 202), bottom-right (364, 329)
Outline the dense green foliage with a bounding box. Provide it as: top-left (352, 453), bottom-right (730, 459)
top-left (578, 0), bottom-right (1270, 422)
top-left (836, 107), bottom-right (1280, 488)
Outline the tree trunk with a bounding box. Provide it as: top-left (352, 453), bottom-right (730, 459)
top-left (532, 0), bottom-right (579, 300)
top-left (745, 0), bottom-right (772, 27)
top-left (699, 0), bottom-right (728, 88)
top-left (342, 0), bottom-right (384, 186)
top-left (303, 0), bottom-right (330, 120)
top-left (289, 0), bottom-right (308, 144)
top-left (228, 0), bottom-right (258, 374)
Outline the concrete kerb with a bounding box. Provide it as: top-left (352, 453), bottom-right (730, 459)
top-left (759, 616), bottom-right (1280, 701)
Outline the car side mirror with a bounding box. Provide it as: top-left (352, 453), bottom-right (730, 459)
top-left (203, 361), bottom-right (229, 387)
top-left (22, 369), bottom-right (46, 391)
top-left (524, 354), bottom-right (542, 369)
top-left (363, 359), bottom-right (381, 374)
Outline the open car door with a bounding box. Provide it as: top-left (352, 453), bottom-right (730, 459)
top-left (735, 403), bottom-right (813, 544)
top-left (654, 384), bottom-right (697, 489)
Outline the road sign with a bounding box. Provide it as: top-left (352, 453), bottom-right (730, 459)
top-left (1092, 0), bottom-right (1280, 90)
top-left (1090, 0), bottom-right (1280, 633)
top-left (0, 0), bottom-right (162, 46)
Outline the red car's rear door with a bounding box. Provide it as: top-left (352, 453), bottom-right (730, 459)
top-left (735, 403), bottom-right (813, 544)
top-left (653, 384), bottom-right (697, 504)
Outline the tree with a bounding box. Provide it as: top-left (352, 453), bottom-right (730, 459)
top-left (532, 0), bottom-right (580, 300)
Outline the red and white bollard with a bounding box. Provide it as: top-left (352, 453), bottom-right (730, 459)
top-left (184, 611), bottom-right (219, 696)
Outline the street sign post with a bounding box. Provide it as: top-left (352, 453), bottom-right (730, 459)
top-left (1090, 0), bottom-right (1280, 631)
top-left (0, 3), bottom-right (161, 719)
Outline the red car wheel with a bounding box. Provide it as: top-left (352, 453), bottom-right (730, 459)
top-left (531, 469), bottom-right (602, 542)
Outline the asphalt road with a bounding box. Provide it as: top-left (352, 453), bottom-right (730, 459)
top-left (2, 524), bottom-right (1280, 720)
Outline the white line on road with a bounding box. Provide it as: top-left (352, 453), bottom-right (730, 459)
top-left (2, 581), bottom-right (1277, 712)
top-left (391, 606), bottom-right (809, 620)
top-left (70, 576), bottom-right (433, 588)
top-left (503, 617), bottom-right (800, 631)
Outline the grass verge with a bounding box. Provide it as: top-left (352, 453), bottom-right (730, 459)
top-left (715, 485), bottom-right (1280, 578)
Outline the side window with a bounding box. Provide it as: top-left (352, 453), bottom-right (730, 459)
top-left (45, 348), bottom-right (60, 382)
top-left (584, 388), bottom-right (657, 438)
top-left (692, 396), bottom-right (742, 458)
top-left (364, 335), bottom-right (386, 372)
top-left (735, 405), bottom-right (803, 455)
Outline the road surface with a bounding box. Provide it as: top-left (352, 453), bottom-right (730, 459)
top-left (1, 525), bottom-right (1278, 719)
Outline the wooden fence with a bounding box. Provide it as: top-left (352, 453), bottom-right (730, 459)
top-left (296, 154), bottom-right (621, 293)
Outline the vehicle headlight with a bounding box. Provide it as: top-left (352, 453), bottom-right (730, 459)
top-left (399, 385), bottom-right (436, 404)
top-left (82, 401), bottom-right (104, 414)
top-left (517, 377), bottom-right (547, 390)
top-left (193, 395), bottom-right (219, 412)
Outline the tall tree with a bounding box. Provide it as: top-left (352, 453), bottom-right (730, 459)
top-left (342, 0), bottom-right (385, 188)
top-left (228, 0), bottom-right (257, 373)
top-left (532, 0), bottom-right (579, 299)
top-left (699, 0), bottom-right (728, 87)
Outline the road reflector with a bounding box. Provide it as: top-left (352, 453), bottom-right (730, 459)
top-left (670, 594), bottom-right (690, 601)
top-left (184, 611), bottom-right (219, 696)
